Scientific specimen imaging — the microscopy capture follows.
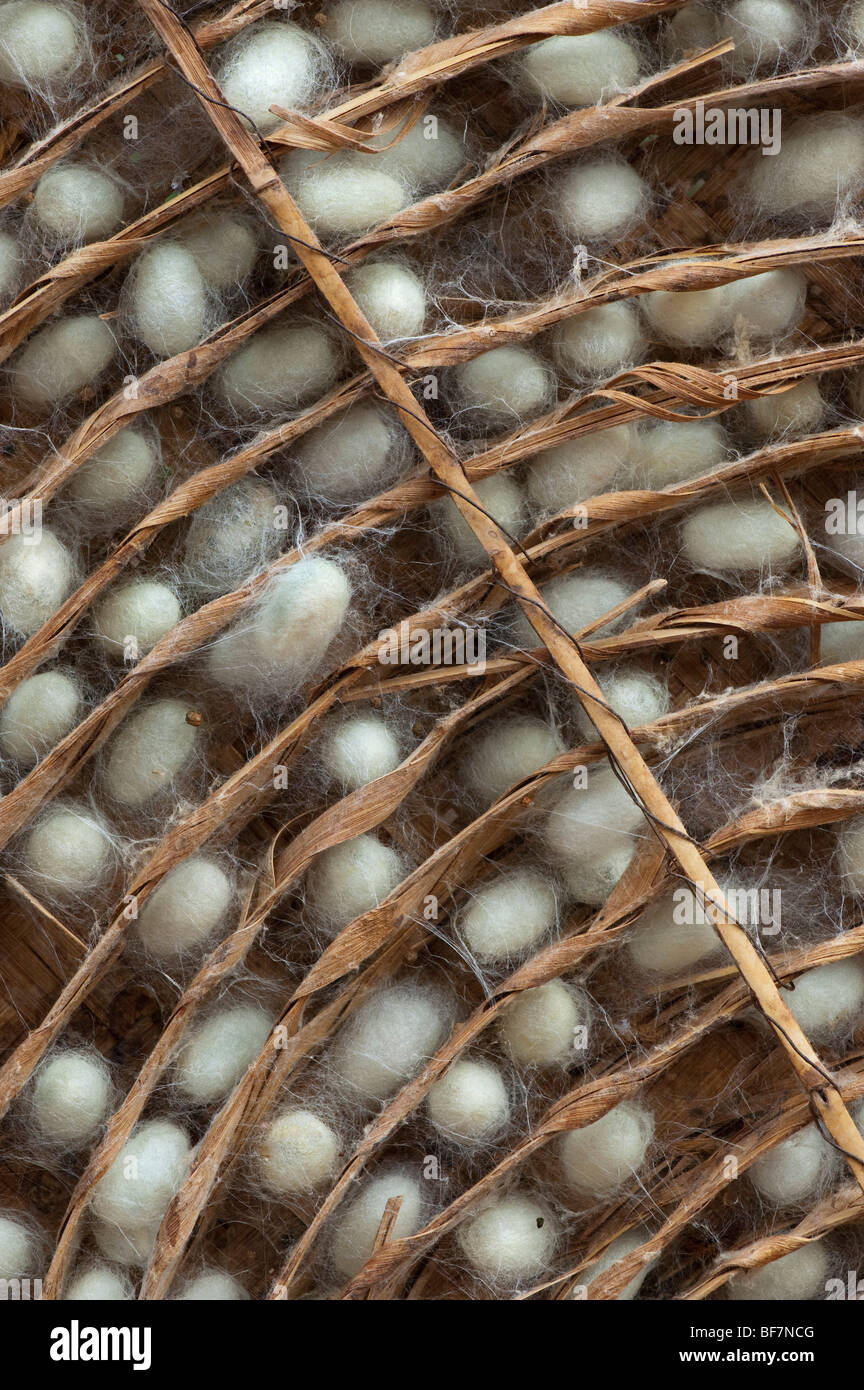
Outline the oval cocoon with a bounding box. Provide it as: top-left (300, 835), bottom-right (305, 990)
top-left (33, 163), bottom-right (124, 243)
top-left (427, 1058), bottom-right (509, 1141)
top-left (175, 1005), bottom-right (273, 1105)
top-left (330, 1168), bottom-right (424, 1279)
top-left (459, 1192), bottom-right (556, 1282)
top-left (11, 315), bottom-right (115, 407)
top-left (259, 1108), bottom-right (341, 1194)
top-left (217, 322), bottom-right (340, 415)
top-left (0, 668), bottom-right (80, 764)
top-left (23, 804), bottom-right (113, 894)
top-left (216, 22), bottom-right (322, 134)
top-left (32, 1049), bottom-right (110, 1145)
top-left (681, 497), bottom-right (801, 574)
top-left (131, 243), bottom-right (207, 358)
top-left (498, 979), bottom-right (590, 1066)
top-left (0, 2), bottom-right (82, 86)
top-left (330, 982), bottom-right (452, 1100)
top-left (102, 697), bottom-right (200, 807)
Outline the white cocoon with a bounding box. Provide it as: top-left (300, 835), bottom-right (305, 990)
top-left (575, 667), bottom-right (669, 739)
top-left (426, 1058), bottom-right (510, 1141)
top-left (644, 268), bottom-right (805, 346)
top-left (330, 1168), bottom-right (424, 1279)
top-left (0, 529), bottom-right (75, 638)
top-left (785, 958), bottom-right (864, 1040)
top-left (136, 857), bottom-right (232, 958)
top-left (749, 1123), bottom-right (839, 1207)
top-left (627, 889), bottom-right (720, 977)
top-left (726, 1241), bottom-right (830, 1301)
top-left (259, 1108), bottom-right (341, 1194)
top-left (330, 982), bottom-right (451, 1100)
top-left (184, 477), bottom-right (280, 594)
top-left (367, 112), bottom-right (465, 191)
top-left (633, 418), bottom-right (728, 487)
top-left (92, 1217), bottom-right (159, 1269)
top-left (744, 114), bottom-right (864, 218)
top-left (0, 232), bottom-right (21, 299)
top-left (182, 212), bottom-right (258, 290)
top-left (347, 260), bottom-right (426, 340)
top-left (66, 1264), bottom-right (131, 1300)
top-left (215, 22), bottom-right (323, 134)
top-left (743, 379), bottom-right (824, 440)
top-left (521, 31), bottom-right (639, 106)
top-left (542, 765), bottom-right (646, 907)
top-left (294, 402), bottom-right (401, 501)
top-left (0, 668), bottom-right (80, 764)
top-left (559, 1100), bottom-right (654, 1197)
top-left (727, 0), bottom-right (807, 75)
top-left (665, 4), bottom-right (721, 55)
top-left (0, 1213), bottom-right (36, 1278)
top-left (23, 805), bottom-right (113, 893)
top-left (459, 1193), bottom-right (556, 1282)
top-left (94, 579), bottom-right (181, 659)
top-left (91, 1119), bottom-right (192, 1231)
top-left (102, 697), bottom-right (199, 807)
top-left (498, 979), bottom-right (590, 1066)
top-left (174, 1005), bottom-right (273, 1105)
top-left (464, 716), bottom-right (564, 803)
top-left (68, 426), bottom-right (158, 516)
top-left (0, 2), bottom-right (82, 85)
top-left (452, 345), bottom-right (554, 425)
top-left (821, 618), bottom-right (864, 665)
top-left (439, 472), bottom-right (525, 564)
top-left (34, 163), bottom-right (124, 242)
top-left (681, 497), bottom-right (801, 573)
top-left (217, 322), bottom-right (340, 415)
top-left (839, 817), bottom-right (864, 897)
top-left (460, 868), bottom-right (557, 962)
top-left (131, 243), bottom-right (207, 358)
top-left (555, 159), bottom-right (649, 243)
top-left (555, 303), bottom-right (644, 381)
top-left (526, 426), bottom-right (631, 514)
top-left (512, 569), bottom-right (630, 649)
top-left (280, 150), bottom-right (409, 236)
top-left (322, 714), bottom-right (402, 788)
top-left (327, 0), bottom-right (437, 64)
top-left (10, 314), bottom-right (115, 406)
top-left (32, 1049), bottom-right (110, 1144)
top-left (578, 1226), bottom-right (658, 1300)
top-left (176, 1270), bottom-right (249, 1300)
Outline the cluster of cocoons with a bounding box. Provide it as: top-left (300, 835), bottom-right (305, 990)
top-left (330, 1167), bottom-right (424, 1280)
top-left (346, 260), bottom-right (427, 341)
top-left (32, 1049), bottom-right (110, 1145)
top-left (726, 1240), bottom-right (829, 1301)
top-left (326, 0), bottom-right (438, 65)
top-left (65, 1263), bottom-right (131, 1301)
top-left (543, 765), bottom-right (646, 906)
top-left (459, 867), bottom-right (557, 963)
top-left (67, 426), bottom-right (159, 524)
top-left (525, 425), bottom-right (631, 514)
top-left (259, 1107), bottom-right (341, 1195)
top-left (426, 1057), bottom-right (510, 1142)
top-left (439, 473), bottom-right (525, 565)
top-left (785, 957), bottom-right (864, 1040)
top-left (135, 857), bottom-right (232, 959)
top-left (215, 22), bottom-right (326, 134)
top-left (681, 496), bottom-right (801, 575)
top-left (32, 163), bottom-right (124, 244)
top-left (216, 322), bottom-right (340, 416)
top-left (644, 268), bottom-right (806, 348)
top-left (633, 417), bottom-right (729, 488)
top-left (306, 833), bottom-right (405, 932)
top-left (463, 715), bottom-right (564, 804)
top-left (521, 30), bottom-right (640, 106)
top-left (512, 569), bottom-right (630, 649)
top-left (451, 346), bottom-right (554, 427)
top-left (748, 1123), bottom-right (839, 1207)
top-left (0, 1), bottom-right (83, 87)
top-left (321, 713), bottom-right (402, 788)
top-left (101, 698), bottom-right (200, 808)
top-left (554, 158), bottom-right (649, 245)
top-left (742, 379), bottom-right (824, 441)
top-left (0, 668), bottom-right (80, 765)
top-left (293, 403), bottom-right (405, 502)
top-left (459, 1192), bottom-right (556, 1283)
top-left (560, 1101), bottom-right (654, 1198)
top-left (174, 1005), bottom-right (273, 1105)
top-left (10, 314), bottom-right (115, 407)
top-left (743, 114), bottom-right (864, 220)
top-left (554, 303), bottom-right (644, 382)
top-left (574, 666), bottom-right (670, 739)
top-left (90, 1119), bottom-right (192, 1267)
top-left (498, 979), bottom-right (591, 1067)
top-left (183, 478), bottom-right (280, 594)
top-left (0, 1211), bottom-right (37, 1279)
top-left (329, 982), bottom-right (452, 1100)
top-left (23, 804), bottom-right (113, 896)
top-left (93, 579), bottom-right (181, 660)
top-left (0, 529), bottom-right (75, 638)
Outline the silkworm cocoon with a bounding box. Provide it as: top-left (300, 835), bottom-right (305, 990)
top-left (67, 426), bottom-right (158, 518)
top-left (66, 1264), bottom-right (131, 1300)
top-left (575, 667), bottom-right (670, 739)
top-left (727, 0), bottom-right (808, 75)
top-left (542, 765), bottom-right (646, 907)
top-left (176, 1270), bottom-right (248, 1300)
top-left (259, 1108), bottom-right (341, 1194)
top-left (181, 212), bottom-right (258, 291)
top-left (665, 3), bottom-right (721, 55)
top-left (744, 114), bottom-right (864, 218)
top-left (91, 1119), bottom-right (192, 1235)
top-left (645, 269), bottom-right (805, 347)
top-left (726, 1240), bottom-right (830, 1301)
top-left (23, 805), bottom-right (113, 894)
top-left (131, 243), bottom-right (208, 358)
top-left (452, 345), bottom-right (553, 425)
top-left (426, 1058), bottom-right (510, 1141)
top-left (560, 1100), bottom-right (654, 1197)
top-left (743, 379), bottom-right (824, 440)
top-left (174, 1005), bottom-right (273, 1105)
top-left (322, 714), bottom-right (402, 788)
top-left (0, 1213), bottom-right (36, 1278)
top-left (293, 402), bottom-right (403, 501)
top-left (330, 983), bottom-right (452, 1100)
top-left (554, 159), bottom-right (649, 244)
top-left (216, 322), bottom-right (340, 415)
top-left (464, 716), bottom-right (564, 803)
top-left (102, 698), bottom-right (200, 808)
top-left (785, 958), bottom-right (864, 1040)
top-left (347, 260), bottom-right (426, 340)
top-left (183, 477), bottom-right (280, 594)
top-left (577, 1226), bottom-right (658, 1300)
top-left (681, 497), bottom-right (801, 574)
top-left (0, 231), bottom-right (21, 300)
top-left (459, 868), bottom-right (557, 963)
top-left (0, 529), bottom-right (75, 638)
top-left (92, 1217), bottom-right (159, 1268)
top-left (512, 570), bottom-right (630, 649)
top-left (32, 1049), bottom-right (110, 1145)
top-left (93, 579), bottom-right (181, 660)
top-left (207, 556), bottom-right (351, 692)
top-left (498, 979), bottom-right (590, 1067)
top-left (633, 417), bottom-right (728, 487)
top-left (525, 426), bottom-right (631, 515)
top-left (521, 31), bottom-right (639, 106)
top-left (0, 2), bottom-right (83, 86)
top-left (367, 112), bottom-right (465, 191)
top-left (280, 150), bottom-right (409, 237)
top-left (33, 163), bottom-right (124, 243)
top-left (554, 303), bottom-right (644, 381)
top-left (439, 472), bottom-right (525, 564)
top-left (10, 314), bottom-right (114, 407)
top-left (749, 1123), bottom-right (839, 1206)
top-left (821, 618), bottom-right (864, 665)
top-left (330, 1168), bottom-right (424, 1279)
top-left (215, 22), bottom-right (324, 134)
top-left (0, 668), bottom-right (81, 765)
top-left (136, 857), bottom-right (232, 958)
top-left (327, 0), bottom-right (437, 65)
top-left (627, 889), bottom-right (720, 977)
top-left (838, 816), bottom-right (864, 896)
top-left (459, 1193), bottom-right (556, 1282)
